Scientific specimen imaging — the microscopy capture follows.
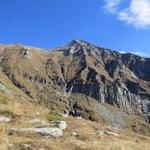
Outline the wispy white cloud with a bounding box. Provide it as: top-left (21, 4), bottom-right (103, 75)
top-left (104, 0), bottom-right (150, 29)
top-left (119, 51), bottom-right (126, 54)
top-left (131, 51), bottom-right (150, 57)
top-left (104, 0), bottom-right (121, 13)
top-left (119, 50), bottom-right (150, 57)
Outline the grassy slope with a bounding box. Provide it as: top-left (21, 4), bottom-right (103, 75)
top-left (0, 94), bottom-right (150, 150)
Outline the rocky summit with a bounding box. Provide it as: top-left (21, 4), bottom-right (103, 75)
top-left (0, 40), bottom-right (150, 124)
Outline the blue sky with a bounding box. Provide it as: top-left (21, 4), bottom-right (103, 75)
top-left (0, 0), bottom-right (150, 57)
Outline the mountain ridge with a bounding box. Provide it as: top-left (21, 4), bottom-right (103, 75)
top-left (1, 40), bottom-right (149, 58)
top-left (0, 40), bottom-right (150, 125)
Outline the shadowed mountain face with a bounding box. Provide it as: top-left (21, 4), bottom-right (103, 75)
top-left (0, 40), bottom-right (150, 122)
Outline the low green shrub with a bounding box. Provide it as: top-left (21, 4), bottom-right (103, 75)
top-left (0, 109), bottom-right (13, 117)
top-left (47, 111), bottom-right (62, 121)
top-left (0, 96), bottom-right (8, 105)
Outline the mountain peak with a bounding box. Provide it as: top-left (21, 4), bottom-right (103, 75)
top-left (69, 39), bottom-right (93, 47)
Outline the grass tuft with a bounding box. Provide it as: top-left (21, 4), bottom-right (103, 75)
top-left (46, 111), bottom-right (62, 121)
top-left (0, 109), bottom-right (13, 117)
top-left (0, 96), bottom-right (8, 105)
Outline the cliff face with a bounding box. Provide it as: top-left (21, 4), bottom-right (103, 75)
top-left (0, 40), bottom-right (150, 122)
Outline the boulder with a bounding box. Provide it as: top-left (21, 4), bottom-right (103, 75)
top-left (9, 127), bottom-right (63, 138)
top-left (29, 119), bottom-right (49, 126)
top-left (0, 116), bottom-right (11, 123)
top-left (71, 132), bottom-right (78, 137)
top-left (52, 121), bottom-right (67, 130)
top-left (96, 131), bottom-right (104, 136)
top-left (104, 131), bottom-right (119, 136)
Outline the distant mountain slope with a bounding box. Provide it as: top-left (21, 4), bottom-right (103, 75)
top-left (0, 40), bottom-right (150, 123)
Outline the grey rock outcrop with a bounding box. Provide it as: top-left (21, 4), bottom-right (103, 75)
top-left (0, 116), bottom-right (11, 123)
top-left (9, 127), bottom-right (63, 138)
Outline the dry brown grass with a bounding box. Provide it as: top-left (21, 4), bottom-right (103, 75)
top-left (1, 117), bottom-right (150, 150)
top-left (0, 94), bottom-right (150, 150)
